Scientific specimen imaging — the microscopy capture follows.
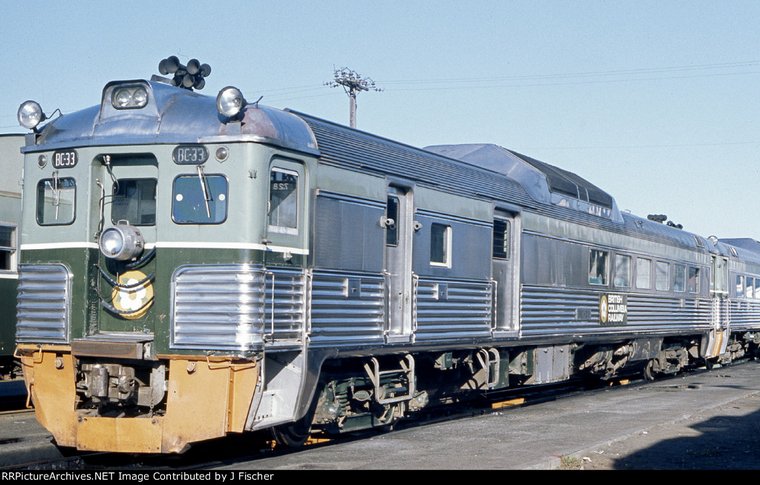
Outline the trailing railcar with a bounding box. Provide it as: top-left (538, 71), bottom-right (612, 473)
top-left (13, 62), bottom-right (760, 453)
top-left (0, 134), bottom-right (23, 381)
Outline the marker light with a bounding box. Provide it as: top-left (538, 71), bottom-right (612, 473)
top-left (111, 85), bottom-right (149, 110)
top-left (99, 224), bottom-right (145, 261)
top-left (216, 86), bottom-right (246, 118)
top-left (17, 100), bottom-right (46, 130)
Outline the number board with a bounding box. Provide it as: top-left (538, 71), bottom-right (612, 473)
top-left (52, 150), bottom-right (78, 169)
top-left (172, 145), bottom-right (209, 165)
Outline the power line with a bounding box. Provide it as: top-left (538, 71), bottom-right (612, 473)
top-left (520, 140), bottom-right (759, 151)
top-left (248, 59), bottom-right (760, 104)
top-left (383, 69), bottom-right (760, 92)
top-left (378, 59), bottom-right (760, 86)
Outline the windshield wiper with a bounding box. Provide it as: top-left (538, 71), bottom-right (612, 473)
top-left (51, 170), bottom-right (61, 220)
top-left (196, 164), bottom-right (212, 219)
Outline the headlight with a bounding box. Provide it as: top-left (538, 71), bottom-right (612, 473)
top-left (111, 85), bottom-right (149, 110)
top-left (99, 224), bottom-right (144, 261)
top-left (132, 87), bottom-right (148, 106)
top-left (17, 100), bottom-right (46, 130)
top-left (216, 86), bottom-right (246, 118)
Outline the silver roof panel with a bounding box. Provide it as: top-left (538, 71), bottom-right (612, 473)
top-left (24, 80), bottom-right (319, 155)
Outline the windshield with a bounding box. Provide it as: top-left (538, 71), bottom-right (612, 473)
top-left (172, 173), bottom-right (228, 224)
top-left (112, 178), bottom-right (157, 226)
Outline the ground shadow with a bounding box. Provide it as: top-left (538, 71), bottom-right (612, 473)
top-left (613, 405), bottom-right (760, 469)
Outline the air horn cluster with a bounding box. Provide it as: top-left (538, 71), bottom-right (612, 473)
top-left (158, 56), bottom-right (211, 90)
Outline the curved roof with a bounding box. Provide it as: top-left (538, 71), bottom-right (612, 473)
top-left (24, 80), bottom-right (319, 155)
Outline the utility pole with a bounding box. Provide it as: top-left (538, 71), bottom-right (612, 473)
top-left (325, 67), bottom-right (382, 128)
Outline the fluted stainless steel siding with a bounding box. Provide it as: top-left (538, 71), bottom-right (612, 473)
top-left (309, 271), bottom-right (385, 346)
top-left (729, 300), bottom-right (760, 330)
top-left (520, 286), bottom-right (712, 337)
top-left (16, 264), bottom-right (71, 343)
top-left (263, 268), bottom-right (307, 343)
top-left (414, 278), bottom-right (493, 341)
top-left (171, 265), bottom-right (266, 351)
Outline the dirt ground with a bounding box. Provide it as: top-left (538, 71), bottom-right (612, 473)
top-left (564, 392), bottom-right (760, 470)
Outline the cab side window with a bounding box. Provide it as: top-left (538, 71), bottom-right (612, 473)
top-left (36, 177), bottom-right (76, 225)
top-left (268, 168), bottom-right (299, 234)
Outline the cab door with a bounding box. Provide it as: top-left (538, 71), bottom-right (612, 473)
top-left (93, 153), bottom-right (158, 334)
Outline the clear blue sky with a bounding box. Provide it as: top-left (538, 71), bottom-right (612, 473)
top-left (2, 1), bottom-right (759, 239)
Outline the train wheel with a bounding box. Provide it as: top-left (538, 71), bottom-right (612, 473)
top-left (271, 386), bottom-right (321, 448)
top-left (272, 422), bottom-right (311, 448)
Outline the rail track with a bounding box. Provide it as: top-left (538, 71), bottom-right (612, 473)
top-left (1, 360), bottom-right (749, 470)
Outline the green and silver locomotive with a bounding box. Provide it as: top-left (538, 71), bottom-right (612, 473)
top-left (15, 59), bottom-right (760, 453)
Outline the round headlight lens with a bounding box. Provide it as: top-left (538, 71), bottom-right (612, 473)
top-left (100, 228), bottom-right (125, 257)
top-left (132, 87), bottom-right (148, 107)
top-left (113, 88), bottom-right (132, 108)
top-left (216, 86), bottom-right (246, 118)
top-left (99, 224), bottom-right (144, 261)
top-left (17, 100), bottom-right (45, 130)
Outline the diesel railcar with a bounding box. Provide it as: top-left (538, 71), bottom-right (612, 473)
top-left (0, 134), bottom-right (23, 381)
top-left (13, 62), bottom-right (760, 453)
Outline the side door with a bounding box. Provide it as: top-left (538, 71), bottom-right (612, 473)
top-left (707, 255), bottom-right (729, 358)
top-left (492, 210), bottom-right (519, 336)
top-left (384, 185), bottom-right (414, 342)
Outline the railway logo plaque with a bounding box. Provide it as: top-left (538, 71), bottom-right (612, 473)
top-left (111, 270), bottom-right (154, 319)
top-left (599, 293), bottom-right (627, 325)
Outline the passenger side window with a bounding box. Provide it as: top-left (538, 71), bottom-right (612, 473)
top-left (673, 264), bottom-right (686, 292)
top-left (588, 249), bottom-right (608, 285)
top-left (430, 223), bottom-right (452, 267)
top-left (613, 254), bottom-right (631, 288)
top-left (747, 277), bottom-right (754, 299)
top-left (737, 275), bottom-right (745, 298)
top-left (688, 267), bottom-right (700, 294)
top-left (754, 277), bottom-right (760, 300)
top-left (636, 257), bottom-right (651, 289)
top-left (268, 168), bottom-right (299, 234)
top-left (656, 261), bottom-right (670, 291)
